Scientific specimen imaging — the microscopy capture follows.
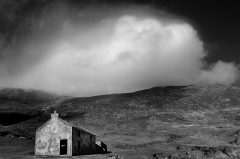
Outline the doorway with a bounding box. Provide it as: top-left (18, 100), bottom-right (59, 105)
top-left (60, 139), bottom-right (67, 155)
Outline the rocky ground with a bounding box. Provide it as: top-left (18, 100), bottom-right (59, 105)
top-left (1, 85), bottom-right (240, 158)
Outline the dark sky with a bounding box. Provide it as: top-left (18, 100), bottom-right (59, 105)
top-left (112, 0), bottom-right (240, 63)
top-left (0, 0), bottom-right (239, 63)
top-left (152, 0), bottom-right (240, 63)
top-left (0, 0), bottom-right (239, 95)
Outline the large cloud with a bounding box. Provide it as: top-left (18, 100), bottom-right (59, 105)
top-left (0, 6), bottom-right (238, 96)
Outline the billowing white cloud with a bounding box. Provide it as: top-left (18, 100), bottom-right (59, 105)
top-left (199, 61), bottom-right (239, 85)
top-left (0, 13), bottom-right (238, 96)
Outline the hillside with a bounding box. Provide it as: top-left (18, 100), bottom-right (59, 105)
top-left (1, 85), bottom-right (240, 158)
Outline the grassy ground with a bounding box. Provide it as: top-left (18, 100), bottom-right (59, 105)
top-left (1, 85), bottom-right (240, 158)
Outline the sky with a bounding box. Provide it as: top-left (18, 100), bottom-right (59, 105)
top-left (0, 0), bottom-right (239, 96)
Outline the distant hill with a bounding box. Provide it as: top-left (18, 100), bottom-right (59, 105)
top-left (0, 88), bottom-right (63, 113)
top-left (1, 85), bottom-right (240, 158)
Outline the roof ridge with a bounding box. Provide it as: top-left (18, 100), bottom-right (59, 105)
top-left (36, 115), bottom-right (95, 135)
top-left (58, 117), bottom-right (95, 135)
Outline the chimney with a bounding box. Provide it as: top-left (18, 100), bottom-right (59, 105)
top-left (51, 110), bottom-right (59, 118)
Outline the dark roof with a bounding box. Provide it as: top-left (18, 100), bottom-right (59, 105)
top-left (58, 117), bottom-right (95, 135)
top-left (36, 116), bottom-right (95, 135)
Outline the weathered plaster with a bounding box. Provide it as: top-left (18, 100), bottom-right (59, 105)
top-left (35, 116), bottom-right (72, 156)
top-left (35, 112), bottom-right (97, 156)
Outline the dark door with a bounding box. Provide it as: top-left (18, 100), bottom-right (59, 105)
top-left (60, 139), bottom-right (67, 155)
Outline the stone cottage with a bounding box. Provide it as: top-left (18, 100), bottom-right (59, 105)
top-left (34, 111), bottom-right (100, 156)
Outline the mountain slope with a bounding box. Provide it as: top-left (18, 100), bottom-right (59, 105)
top-left (1, 85), bottom-right (240, 158)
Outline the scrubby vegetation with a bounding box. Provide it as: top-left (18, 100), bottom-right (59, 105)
top-left (1, 85), bottom-right (240, 158)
